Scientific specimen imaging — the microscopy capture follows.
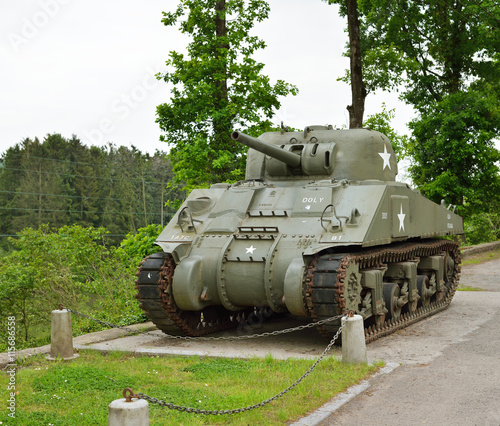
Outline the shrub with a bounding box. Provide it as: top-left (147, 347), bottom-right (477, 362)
top-left (464, 213), bottom-right (500, 245)
top-left (0, 224), bottom-right (146, 351)
top-left (116, 223), bottom-right (163, 266)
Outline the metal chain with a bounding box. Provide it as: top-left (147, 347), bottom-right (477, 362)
top-left (136, 320), bottom-right (345, 415)
top-left (64, 305), bottom-right (346, 415)
top-left (63, 306), bottom-right (343, 341)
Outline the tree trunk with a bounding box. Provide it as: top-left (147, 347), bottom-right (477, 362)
top-left (214, 0), bottom-right (230, 144)
top-left (346, 0), bottom-right (366, 129)
top-left (38, 163), bottom-right (42, 225)
top-left (212, 0), bottom-right (234, 180)
top-left (141, 166), bottom-right (148, 227)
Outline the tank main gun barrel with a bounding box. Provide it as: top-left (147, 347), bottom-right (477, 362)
top-left (231, 131), bottom-right (301, 168)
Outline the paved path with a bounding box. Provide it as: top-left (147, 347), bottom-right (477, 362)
top-left (317, 257), bottom-right (500, 426)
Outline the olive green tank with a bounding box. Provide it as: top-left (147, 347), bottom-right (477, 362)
top-left (136, 126), bottom-right (464, 340)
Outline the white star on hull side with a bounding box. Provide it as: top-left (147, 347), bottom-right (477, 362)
top-left (398, 204), bottom-right (406, 232)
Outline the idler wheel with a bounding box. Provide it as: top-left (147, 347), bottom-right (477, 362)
top-left (383, 282), bottom-right (403, 321)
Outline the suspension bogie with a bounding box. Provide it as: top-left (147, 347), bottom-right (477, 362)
top-left (307, 240), bottom-right (460, 340)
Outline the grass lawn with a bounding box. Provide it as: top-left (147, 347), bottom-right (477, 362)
top-left (1, 349), bottom-right (381, 425)
top-left (457, 285), bottom-right (485, 291)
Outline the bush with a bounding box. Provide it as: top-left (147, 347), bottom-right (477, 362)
top-left (464, 213), bottom-right (500, 245)
top-left (115, 223), bottom-right (163, 266)
top-left (0, 224), bottom-right (146, 351)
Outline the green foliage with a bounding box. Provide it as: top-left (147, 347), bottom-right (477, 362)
top-left (363, 103), bottom-right (409, 160)
top-left (157, 0), bottom-right (298, 191)
top-left (464, 213), bottom-right (500, 245)
top-left (407, 86), bottom-right (500, 214)
top-left (0, 224), bottom-right (145, 351)
top-left (358, 0), bottom-right (500, 106)
top-left (347, 0), bottom-right (500, 219)
top-left (344, 44), bottom-right (418, 95)
top-left (116, 223), bottom-right (163, 265)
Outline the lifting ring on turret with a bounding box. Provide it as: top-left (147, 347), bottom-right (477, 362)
top-left (177, 206), bottom-right (202, 233)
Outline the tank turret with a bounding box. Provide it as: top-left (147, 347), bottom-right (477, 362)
top-left (234, 126), bottom-right (398, 182)
top-left (136, 125), bottom-right (464, 342)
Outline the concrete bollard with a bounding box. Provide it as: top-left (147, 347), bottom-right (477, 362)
top-left (109, 391), bottom-right (149, 426)
top-left (47, 309), bottom-right (79, 361)
top-left (341, 314), bottom-right (367, 364)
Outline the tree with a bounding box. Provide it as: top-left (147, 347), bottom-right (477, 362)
top-left (157, 0), bottom-right (297, 190)
top-left (356, 0), bottom-right (500, 214)
top-left (67, 137), bottom-right (103, 228)
top-left (0, 135), bottom-right (177, 240)
top-left (10, 135), bottom-right (71, 231)
top-left (345, 0), bottom-right (366, 128)
top-left (0, 257), bottom-right (38, 342)
top-left (324, 0), bottom-right (367, 128)
top-left (408, 84), bottom-right (500, 212)
top-left (0, 143), bottom-right (23, 241)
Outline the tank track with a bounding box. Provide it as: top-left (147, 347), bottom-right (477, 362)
top-left (135, 252), bottom-right (253, 336)
top-left (306, 239), bottom-right (461, 343)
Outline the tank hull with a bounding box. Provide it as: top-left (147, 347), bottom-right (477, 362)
top-left (154, 180), bottom-right (462, 314)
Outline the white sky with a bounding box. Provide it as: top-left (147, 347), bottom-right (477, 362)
top-left (0, 0), bottom-right (415, 156)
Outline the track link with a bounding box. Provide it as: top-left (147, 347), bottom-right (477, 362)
top-left (306, 239), bottom-right (461, 343)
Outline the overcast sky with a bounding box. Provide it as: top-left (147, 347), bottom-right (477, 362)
top-left (0, 0), bottom-right (415, 156)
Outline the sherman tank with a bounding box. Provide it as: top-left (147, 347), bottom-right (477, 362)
top-left (136, 126), bottom-right (464, 341)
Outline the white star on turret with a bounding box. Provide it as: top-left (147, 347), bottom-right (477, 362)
top-left (398, 204), bottom-right (406, 231)
top-left (246, 245), bottom-right (256, 254)
top-left (378, 144), bottom-right (392, 170)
